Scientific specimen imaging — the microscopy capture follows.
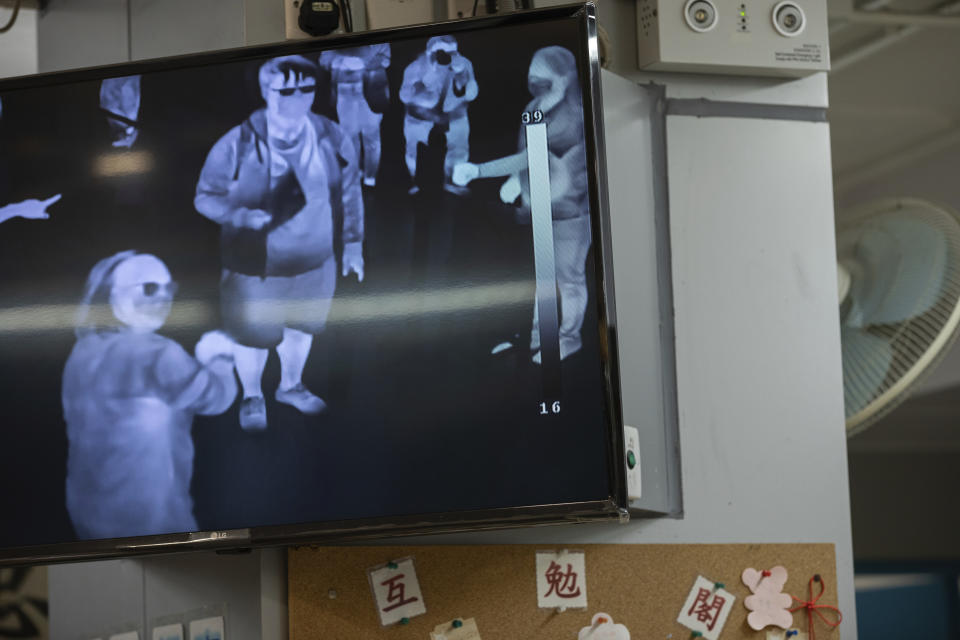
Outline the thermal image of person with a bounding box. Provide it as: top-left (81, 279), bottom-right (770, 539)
top-left (195, 55), bottom-right (364, 431)
top-left (319, 44), bottom-right (391, 187)
top-left (99, 75), bottom-right (142, 149)
top-left (399, 35), bottom-right (477, 192)
top-left (0, 97), bottom-right (61, 224)
top-left (452, 46), bottom-right (590, 362)
top-left (62, 251), bottom-right (238, 540)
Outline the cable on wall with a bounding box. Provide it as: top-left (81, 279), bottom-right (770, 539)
top-left (342, 0), bottom-right (354, 32)
top-left (0, 0), bottom-right (23, 34)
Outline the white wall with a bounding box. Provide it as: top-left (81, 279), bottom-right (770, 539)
top-left (0, 6), bottom-right (37, 79)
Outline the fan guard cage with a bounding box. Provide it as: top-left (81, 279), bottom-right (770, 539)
top-left (839, 197), bottom-right (960, 437)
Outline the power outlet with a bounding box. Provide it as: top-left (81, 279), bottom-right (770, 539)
top-left (624, 425), bottom-right (641, 501)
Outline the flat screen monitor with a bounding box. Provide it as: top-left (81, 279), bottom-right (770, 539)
top-left (0, 3), bottom-right (624, 564)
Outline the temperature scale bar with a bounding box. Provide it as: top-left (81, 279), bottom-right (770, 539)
top-left (524, 122), bottom-right (562, 397)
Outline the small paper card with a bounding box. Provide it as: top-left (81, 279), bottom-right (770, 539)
top-left (536, 550), bottom-right (588, 609)
top-left (767, 630), bottom-right (808, 640)
top-left (188, 616), bottom-right (224, 640)
top-left (368, 557), bottom-right (427, 626)
top-left (152, 624), bottom-right (184, 640)
top-left (109, 633), bottom-right (139, 640)
top-left (676, 576), bottom-right (736, 640)
top-left (429, 617), bottom-right (481, 640)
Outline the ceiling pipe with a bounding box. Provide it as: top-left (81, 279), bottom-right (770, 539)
top-left (831, 0), bottom-right (960, 70)
top-left (831, 25), bottom-right (919, 71)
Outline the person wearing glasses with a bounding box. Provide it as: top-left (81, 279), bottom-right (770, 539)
top-left (195, 55), bottom-right (364, 431)
top-left (62, 251), bottom-right (238, 540)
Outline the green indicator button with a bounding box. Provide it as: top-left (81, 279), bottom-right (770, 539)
top-left (626, 450), bottom-right (637, 469)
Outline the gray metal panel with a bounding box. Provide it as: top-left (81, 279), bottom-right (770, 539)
top-left (129, 0), bottom-right (244, 60)
top-left (601, 70), bottom-right (681, 515)
top-left (48, 559), bottom-right (145, 639)
top-left (37, 0), bottom-right (129, 72)
top-left (141, 551), bottom-right (263, 640)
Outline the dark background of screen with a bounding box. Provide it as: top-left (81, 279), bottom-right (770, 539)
top-left (0, 16), bottom-right (613, 549)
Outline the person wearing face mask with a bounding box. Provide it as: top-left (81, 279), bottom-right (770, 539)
top-left (399, 35), bottom-right (478, 193)
top-left (452, 46), bottom-right (590, 362)
top-left (195, 55), bottom-right (364, 431)
top-left (318, 44), bottom-right (391, 187)
top-left (0, 97), bottom-right (61, 224)
top-left (62, 251), bottom-right (238, 540)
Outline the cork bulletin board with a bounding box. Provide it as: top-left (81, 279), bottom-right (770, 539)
top-left (288, 544), bottom-right (839, 639)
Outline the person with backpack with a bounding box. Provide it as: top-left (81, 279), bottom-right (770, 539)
top-left (319, 44), bottom-right (391, 188)
top-left (195, 55), bottom-right (365, 431)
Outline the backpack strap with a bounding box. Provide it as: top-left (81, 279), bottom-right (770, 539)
top-left (232, 118), bottom-right (262, 181)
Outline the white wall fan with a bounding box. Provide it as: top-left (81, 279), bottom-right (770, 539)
top-left (838, 197), bottom-right (960, 436)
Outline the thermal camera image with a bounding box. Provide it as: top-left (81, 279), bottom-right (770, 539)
top-left (0, 17), bottom-right (614, 548)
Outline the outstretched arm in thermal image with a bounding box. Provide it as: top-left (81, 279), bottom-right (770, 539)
top-left (452, 152), bottom-right (528, 204)
top-left (159, 334), bottom-right (238, 416)
top-left (453, 152), bottom-right (527, 185)
top-left (0, 194), bottom-right (61, 223)
top-left (193, 330), bottom-right (240, 415)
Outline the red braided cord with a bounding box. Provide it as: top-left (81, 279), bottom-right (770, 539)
top-left (788, 576), bottom-right (842, 640)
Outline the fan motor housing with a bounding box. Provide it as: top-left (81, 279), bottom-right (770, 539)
top-left (636, 0), bottom-right (830, 77)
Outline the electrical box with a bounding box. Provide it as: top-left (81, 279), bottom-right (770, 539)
top-left (636, 0), bottom-right (830, 77)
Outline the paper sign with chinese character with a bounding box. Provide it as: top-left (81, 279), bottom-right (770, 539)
top-left (429, 617), bottom-right (481, 640)
top-left (368, 557), bottom-right (427, 626)
top-left (676, 576), bottom-right (736, 640)
top-left (536, 550), bottom-right (588, 609)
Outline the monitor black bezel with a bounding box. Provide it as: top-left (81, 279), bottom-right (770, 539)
top-left (0, 2), bottom-right (627, 566)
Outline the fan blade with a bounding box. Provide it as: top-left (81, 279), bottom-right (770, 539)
top-left (838, 214), bottom-right (947, 327)
top-left (841, 326), bottom-right (895, 419)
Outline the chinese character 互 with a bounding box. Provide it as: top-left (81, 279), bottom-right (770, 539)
top-left (688, 587), bottom-right (726, 631)
top-left (381, 573), bottom-right (420, 612)
top-left (544, 560), bottom-right (582, 599)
